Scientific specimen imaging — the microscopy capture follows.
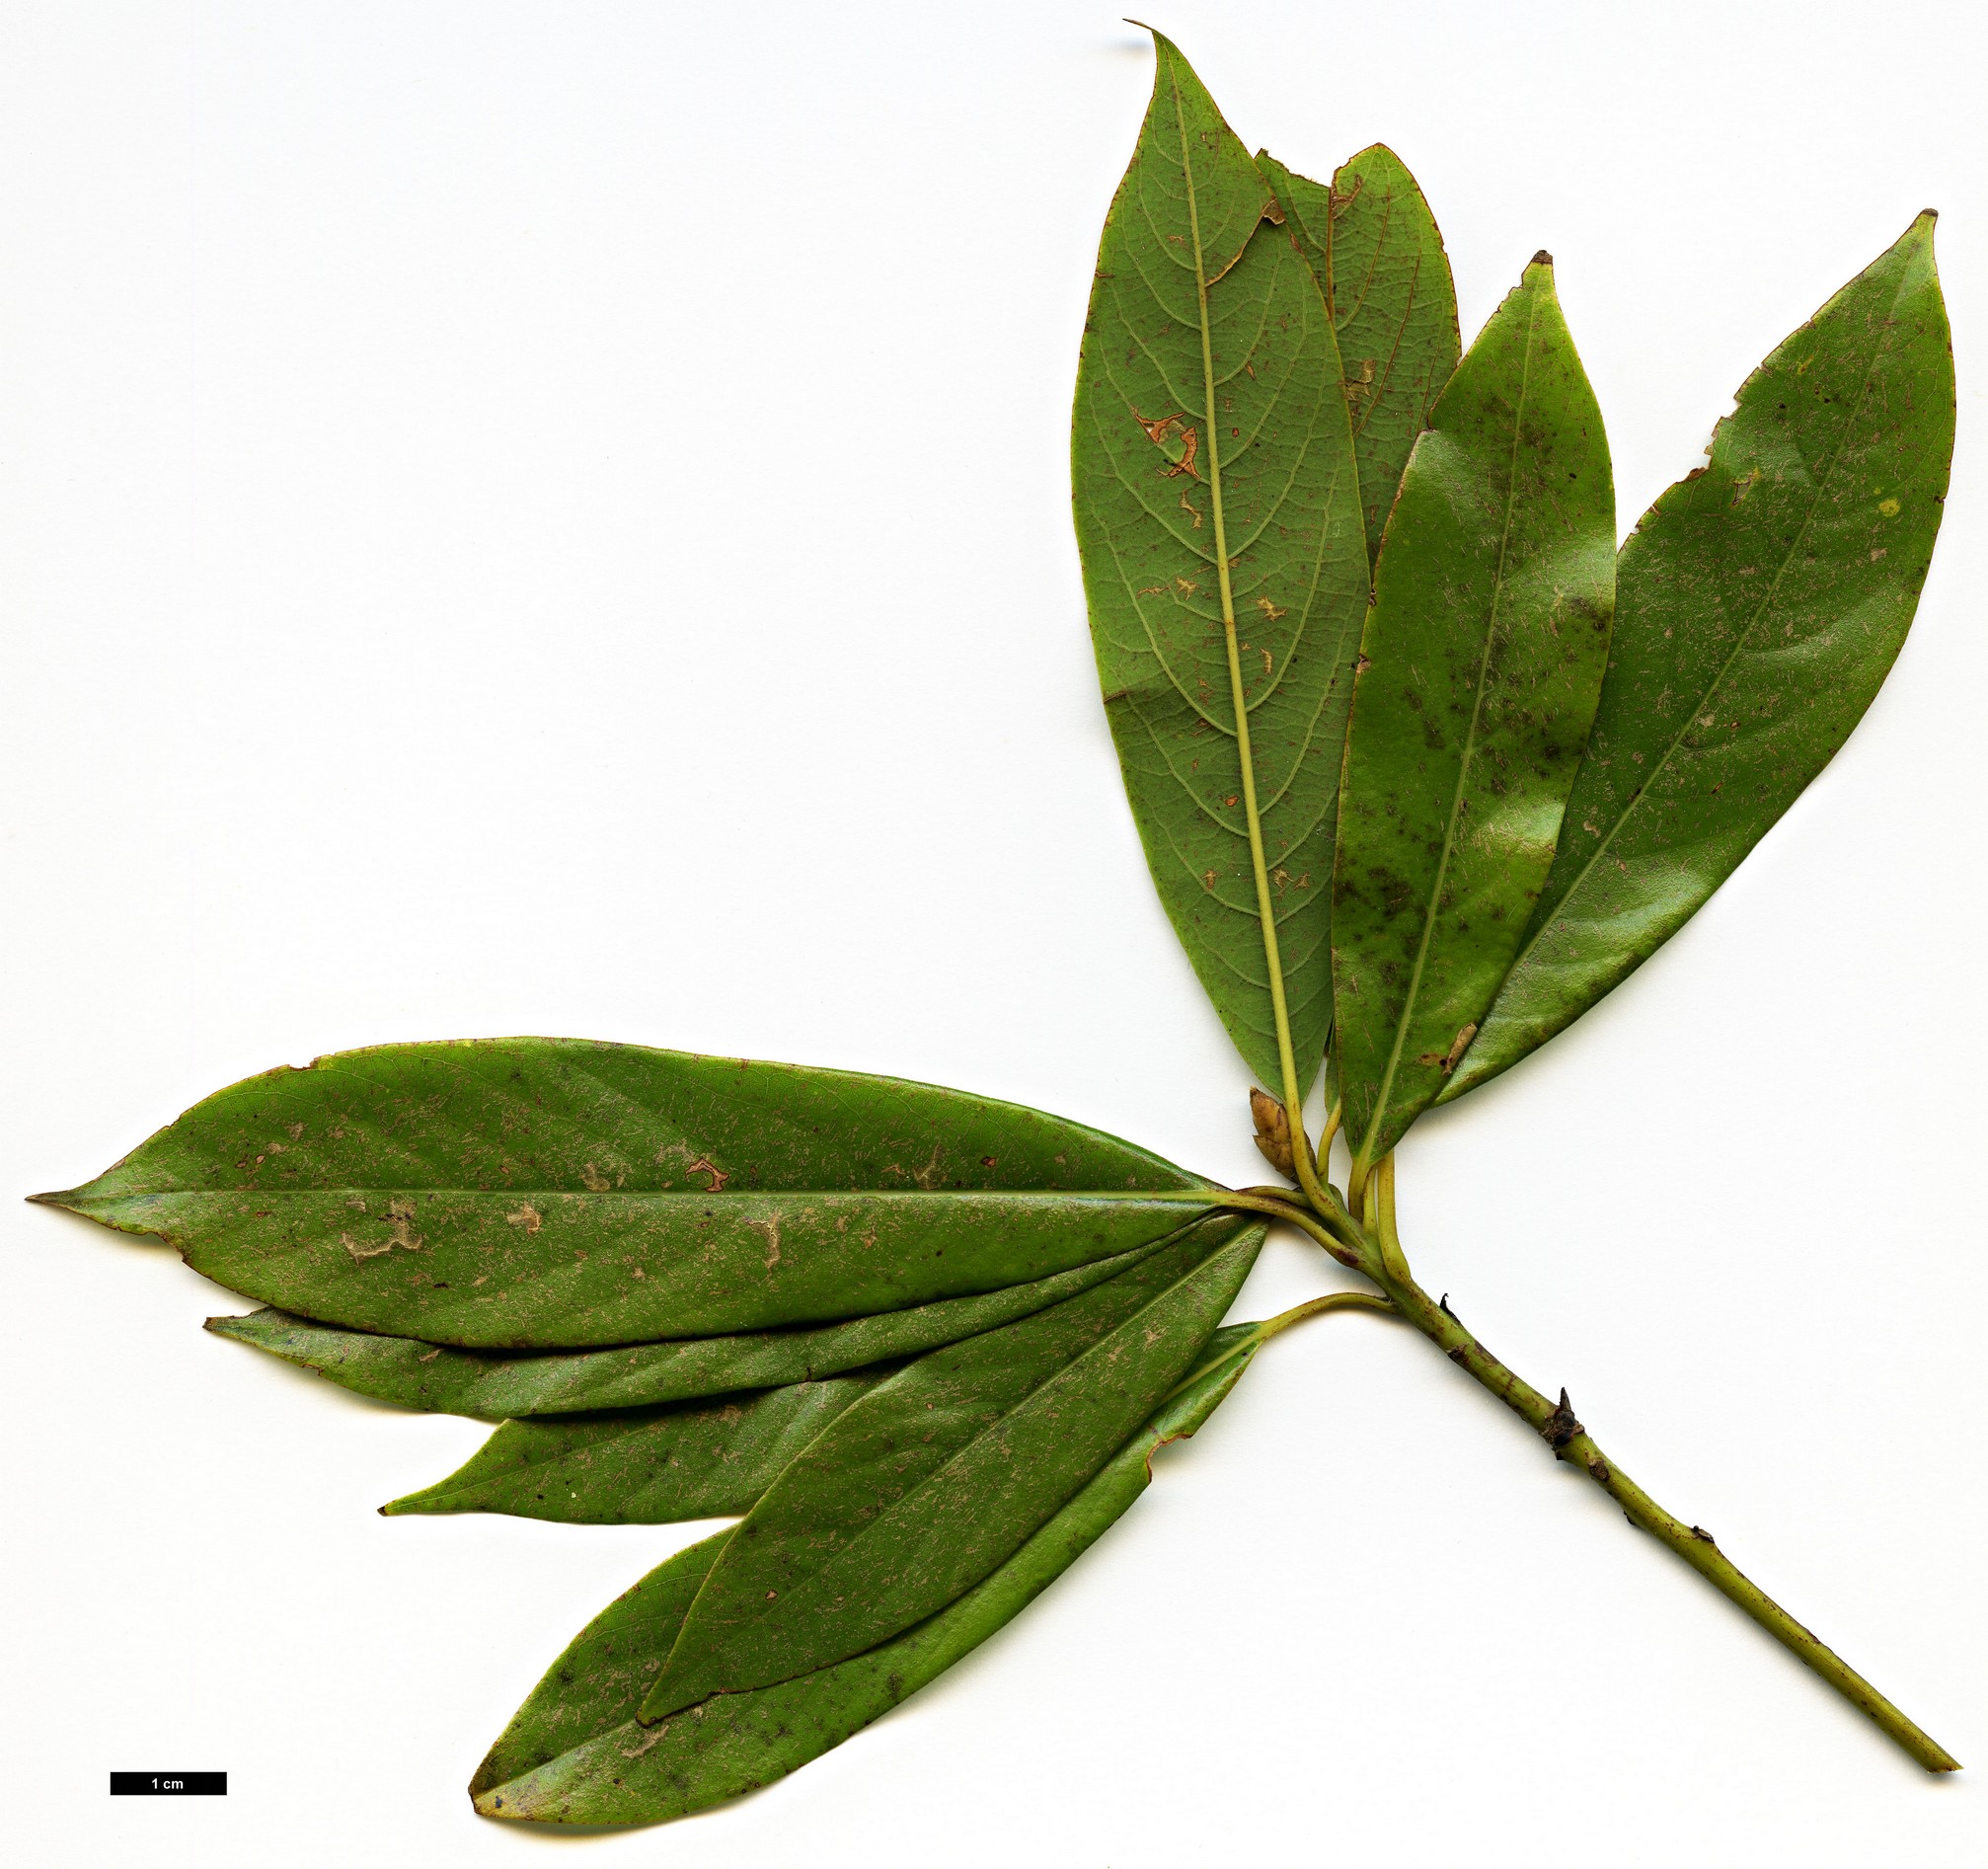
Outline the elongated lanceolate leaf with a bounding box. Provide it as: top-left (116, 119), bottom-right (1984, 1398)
top-left (383, 1371), bottom-right (888, 1524)
top-left (1259, 145), bottom-right (1460, 564)
top-left (1074, 34), bottom-right (1367, 1095)
top-left (1442, 214), bottom-right (1955, 1099)
top-left (637, 1216), bottom-right (1260, 1719)
top-left (36, 1040), bottom-right (1224, 1348)
top-left (472, 1323), bottom-right (1264, 1826)
top-left (474, 1525), bottom-right (733, 1806)
top-left (1333, 256), bottom-right (1615, 1173)
top-left (203, 1246), bottom-right (1162, 1418)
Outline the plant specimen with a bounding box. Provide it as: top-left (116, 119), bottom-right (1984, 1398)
top-left (35, 29), bottom-right (1959, 1824)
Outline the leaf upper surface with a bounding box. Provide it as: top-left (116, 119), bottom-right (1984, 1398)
top-left (203, 1248), bottom-right (1160, 1418)
top-left (40, 1039), bottom-right (1221, 1348)
top-left (1260, 145), bottom-right (1460, 565)
top-left (383, 1371), bottom-right (888, 1524)
top-left (472, 1526), bottom-right (732, 1805)
top-left (471, 1324), bottom-right (1263, 1826)
top-left (1074, 35), bottom-right (1367, 1092)
top-left (636, 1216), bottom-right (1260, 1718)
top-left (1443, 214), bottom-right (1955, 1099)
top-left (1333, 258), bottom-right (1616, 1169)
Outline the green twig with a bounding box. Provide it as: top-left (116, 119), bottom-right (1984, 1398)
top-left (1232, 1175), bottom-right (1960, 1774)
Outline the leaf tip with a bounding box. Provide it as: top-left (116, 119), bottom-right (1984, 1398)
top-left (469, 1781), bottom-right (514, 1820)
top-left (1530, 249), bottom-right (1554, 269)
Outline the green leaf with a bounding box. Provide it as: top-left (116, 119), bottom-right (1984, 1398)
top-left (202, 1247), bottom-right (1164, 1418)
top-left (471, 1323), bottom-right (1264, 1826)
top-left (382, 1371), bottom-right (889, 1524)
top-left (473, 1525), bottom-right (733, 1806)
top-left (637, 1215), bottom-right (1260, 1719)
top-left (1333, 256), bottom-right (1616, 1174)
top-left (1073, 33), bottom-right (1367, 1096)
top-left (1259, 145), bottom-right (1461, 564)
top-left (1441, 213), bottom-right (1955, 1100)
top-left (36, 1039), bottom-right (1225, 1348)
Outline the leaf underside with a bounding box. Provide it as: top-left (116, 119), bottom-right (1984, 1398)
top-left (1259, 143), bottom-right (1461, 566)
top-left (1332, 256), bottom-right (1616, 1167)
top-left (40, 1039), bottom-right (1222, 1348)
top-left (1074, 34), bottom-right (1367, 1094)
top-left (471, 1323), bottom-right (1264, 1827)
top-left (1443, 212), bottom-right (1955, 1099)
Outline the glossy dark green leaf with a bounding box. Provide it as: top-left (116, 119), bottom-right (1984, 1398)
top-left (1442, 214), bottom-right (1955, 1100)
top-left (1073, 34), bottom-right (1366, 1094)
top-left (637, 1216), bottom-right (1261, 1719)
top-left (1333, 256), bottom-right (1615, 1174)
top-left (202, 1246), bottom-right (1162, 1418)
top-left (382, 1371), bottom-right (889, 1524)
top-left (471, 1322), bottom-right (1263, 1826)
top-left (36, 1040), bottom-right (1224, 1348)
top-left (1259, 145), bottom-right (1460, 564)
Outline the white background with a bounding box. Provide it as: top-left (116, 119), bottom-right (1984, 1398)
top-left (2, 3), bottom-right (1983, 1864)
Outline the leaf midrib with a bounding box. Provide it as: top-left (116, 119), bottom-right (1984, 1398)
top-left (83, 1186), bottom-right (1220, 1204)
top-left (1168, 60), bottom-right (1304, 1116)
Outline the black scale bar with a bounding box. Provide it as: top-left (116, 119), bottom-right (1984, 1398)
top-left (110, 1772), bottom-right (227, 1796)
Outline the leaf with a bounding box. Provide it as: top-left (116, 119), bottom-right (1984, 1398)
top-left (1441, 213), bottom-right (1956, 1100)
top-left (1332, 255), bottom-right (1616, 1174)
top-left (1259, 145), bottom-right (1461, 564)
top-left (637, 1215), bottom-right (1261, 1719)
top-left (382, 1370), bottom-right (889, 1524)
top-left (1072, 33), bottom-right (1367, 1096)
top-left (202, 1246), bottom-right (1164, 1418)
top-left (36, 1039), bottom-right (1226, 1348)
top-left (471, 1322), bottom-right (1264, 1826)
top-left (473, 1525), bottom-right (733, 1805)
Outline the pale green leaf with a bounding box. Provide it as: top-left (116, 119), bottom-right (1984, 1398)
top-left (1074, 34), bottom-right (1366, 1093)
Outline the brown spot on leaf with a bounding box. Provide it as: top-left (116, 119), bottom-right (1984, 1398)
top-left (684, 1155), bottom-right (728, 1193)
top-left (1133, 410), bottom-right (1200, 479)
